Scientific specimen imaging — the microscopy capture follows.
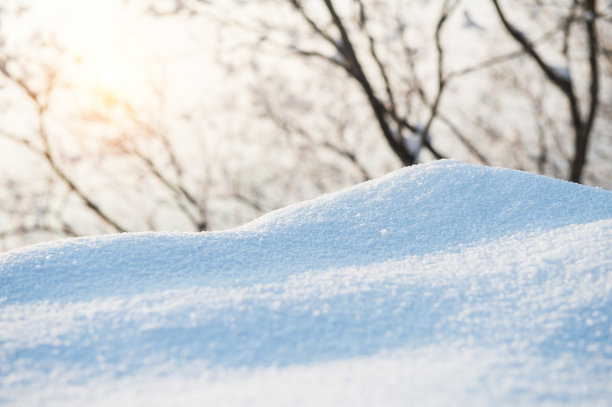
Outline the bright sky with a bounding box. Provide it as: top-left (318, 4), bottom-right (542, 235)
top-left (2, 0), bottom-right (223, 118)
top-left (0, 0), bottom-right (505, 124)
top-left (0, 0), bottom-right (227, 187)
top-left (30, 0), bottom-right (150, 101)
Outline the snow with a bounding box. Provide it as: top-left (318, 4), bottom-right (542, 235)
top-left (403, 125), bottom-right (431, 158)
top-left (463, 10), bottom-right (486, 31)
top-left (586, 11), bottom-right (595, 22)
top-left (1, 160), bottom-right (611, 406)
top-left (403, 133), bottom-right (422, 157)
top-left (551, 65), bottom-right (571, 82)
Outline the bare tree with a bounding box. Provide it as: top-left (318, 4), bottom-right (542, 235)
top-left (0, 1), bottom-right (372, 249)
top-left (169, 0), bottom-right (611, 185)
top-left (491, 0), bottom-right (601, 183)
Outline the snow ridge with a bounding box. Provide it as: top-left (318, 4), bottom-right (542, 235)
top-left (1, 160), bottom-right (611, 406)
top-left (2, 161), bottom-right (611, 304)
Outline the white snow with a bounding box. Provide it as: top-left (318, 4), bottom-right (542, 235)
top-left (1, 160), bottom-right (612, 406)
top-left (551, 65), bottom-right (571, 82)
top-left (586, 11), bottom-right (595, 22)
top-left (403, 133), bottom-right (422, 157)
top-left (463, 10), bottom-right (486, 31)
top-left (403, 125), bottom-right (431, 159)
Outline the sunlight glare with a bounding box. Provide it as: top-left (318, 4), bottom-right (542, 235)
top-left (45, 0), bottom-right (152, 110)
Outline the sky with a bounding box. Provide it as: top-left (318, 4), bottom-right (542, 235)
top-left (0, 0), bottom-right (226, 200)
top-left (1, 0), bottom-right (234, 132)
top-left (0, 0), bottom-right (501, 121)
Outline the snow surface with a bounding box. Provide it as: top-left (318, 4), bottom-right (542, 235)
top-left (1, 160), bottom-right (612, 406)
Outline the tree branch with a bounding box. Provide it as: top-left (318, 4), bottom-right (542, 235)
top-left (419, 0), bottom-right (458, 159)
top-left (0, 65), bottom-right (128, 232)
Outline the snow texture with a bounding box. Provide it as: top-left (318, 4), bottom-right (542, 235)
top-left (1, 160), bottom-right (611, 406)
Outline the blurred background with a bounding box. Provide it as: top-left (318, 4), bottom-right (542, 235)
top-left (1, 0), bottom-right (611, 250)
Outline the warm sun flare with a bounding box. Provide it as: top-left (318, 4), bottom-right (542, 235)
top-left (78, 49), bottom-right (143, 105)
top-left (42, 0), bottom-right (151, 108)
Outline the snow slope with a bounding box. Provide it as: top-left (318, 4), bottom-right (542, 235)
top-left (1, 160), bottom-right (611, 406)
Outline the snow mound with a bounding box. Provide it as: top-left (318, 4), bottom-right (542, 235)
top-left (2, 160), bottom-right (610, 304)
top-left (1, 160), bottom-right (611, 406)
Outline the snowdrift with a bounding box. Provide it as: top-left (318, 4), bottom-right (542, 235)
top-left (1, 160), bottom-right (611, 406)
